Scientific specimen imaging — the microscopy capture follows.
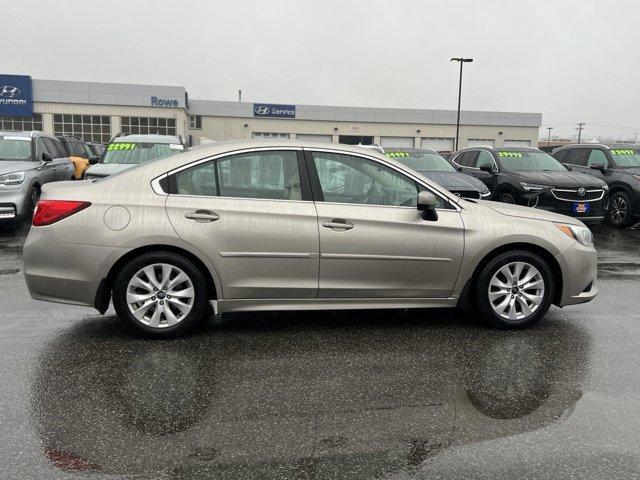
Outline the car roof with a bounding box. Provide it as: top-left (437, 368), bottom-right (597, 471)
top-left (455, 145), bottom-right (541, 153)
top-left (0, 130), bottom-right (57, 140)
top-left (383, 147), bottom-right (440, 155)
top-left (553, 143), bottom-right (639, 150)
top-left (112, 134), bottom-right (181, 144)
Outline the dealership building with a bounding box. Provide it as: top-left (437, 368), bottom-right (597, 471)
top-left (0, 75), bottom-right (542, 151)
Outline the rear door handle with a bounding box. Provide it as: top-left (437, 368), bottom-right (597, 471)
top-left (322, 219), bottom-right (354, 230)
top-left (185, 210), bottom-right (220, 223)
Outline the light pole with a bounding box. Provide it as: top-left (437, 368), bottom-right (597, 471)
top-left (547, 127), bottom-right (554, 147)
top-left (451, 57), bottom-right (473, 151)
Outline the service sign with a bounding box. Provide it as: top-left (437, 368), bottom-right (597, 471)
top-left (0, 74), bottom-right (33, 116)
top-left (253, 103), bottom-right (296, 118)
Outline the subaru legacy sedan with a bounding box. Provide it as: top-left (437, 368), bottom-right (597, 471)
top-left (23, 140), bottom-right (597, 338)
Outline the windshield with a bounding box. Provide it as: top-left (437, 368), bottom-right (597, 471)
top-left (497, 151), bottom-right (566, 171)
top-left (385, 150), bottom-right (456, 172)
top-left (610, 148), bottom-right (640, 167)
top-left (102, 142), bottom-right (183, 165)
top-left (0, 137), bottom-right (32, 161)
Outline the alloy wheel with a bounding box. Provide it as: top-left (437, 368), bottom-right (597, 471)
top-left (610, 196), bottom-right (627, 225)
top-left (126, 263), bottom-right (195, 328)
top-left (488, 262), bottom-right (545, 322)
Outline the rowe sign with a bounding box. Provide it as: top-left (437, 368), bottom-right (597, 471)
top-left (0, 74), bottom-right (33, 116)
top-left (151, 96), bottom-right (179, 107)
top-left (253, 103), bottom-right (296, 118)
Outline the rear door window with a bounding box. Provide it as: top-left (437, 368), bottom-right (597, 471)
top-left (566, 149), bottom-right (589, 166)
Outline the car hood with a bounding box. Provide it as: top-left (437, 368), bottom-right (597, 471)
top-left (510, 171), bottom-right (606, 188)
top-left (85, 163), bottom-right (135, 177)
top-left (418, 171), bottom-right (487, 192)
top-left (0, 160), bottom-right (36, 174)
top-left (479, 199), bottom-right (584, 225)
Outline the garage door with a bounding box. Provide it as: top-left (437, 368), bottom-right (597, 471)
top-left (503, 139), bottom-right (531, 147)
top-left (380, 136), bottom-right (414, 148)
top-left (296, 134), bottom-right (333, 143)
top-left (421, 138), bottom-right (454, 151)
top-left (467, 139), bottom-right (495, 147)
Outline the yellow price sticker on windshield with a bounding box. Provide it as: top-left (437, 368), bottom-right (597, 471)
top-left (107, 143), bottom-right (137, 151)
top-left (611, 149), bottom-right (635, 155)
top-left (497, 151), bottom-right (523, 158)
top-left (385, 152), bottom-right (410, 158)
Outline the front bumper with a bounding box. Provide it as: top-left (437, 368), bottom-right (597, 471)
top-left (555, 242), bottom-right (598, 307)
top-left (0, 185), bottom-right (29, 221)
top-left (519, 189), bottom-right (608, 223)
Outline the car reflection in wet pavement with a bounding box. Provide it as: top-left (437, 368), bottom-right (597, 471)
top-left (2, 222), bottom-right (640, 479)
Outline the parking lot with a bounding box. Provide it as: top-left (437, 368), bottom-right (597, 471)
top-left (0, 222), bottom-right (637, 479)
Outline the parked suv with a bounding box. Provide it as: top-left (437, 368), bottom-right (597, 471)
top-left (84, 133), bottom-right (185, 180)
top-left (451, 146), bottom-right (608, 223)
top-left (384, 147), bottom-right (490, 199)
top-left (553, 143), bottom-right (640, 227)
top-left (0, 131), bottom-right (74, 221)
top-left (57, 135), bottom-right (97, 180)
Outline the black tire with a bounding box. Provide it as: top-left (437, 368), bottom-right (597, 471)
top-left (608, 191), bottom-right (634, 227)
top-left (475, 250), bottom-right (555, 329)
top-left (112, 251), bottom-right (209, 338)
top-left (27, 185), bottom-right (41, 220)
top-left (497, 192), bottom-right (517, 204)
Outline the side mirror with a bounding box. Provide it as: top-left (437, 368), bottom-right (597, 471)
top-left (590, 162), bottom-right (606, 173)
top-left (41, 152), bottom-right (53, 162)
top-left (417, 191), bottom-right (438, 221)
top-left (479, 164), bottom-right (495, 174)
top-left (88, 156), bottom-right (100, 165)
top-left (563, 163), bottom-right (572, 171)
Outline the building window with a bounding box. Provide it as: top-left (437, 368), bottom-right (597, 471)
top-left (53, 114), bottom-right (111, 143)
top-left (0, 114), bottom-right (43, 132)
top-left (252, 132), bottom-right (290, 139)
top-left (121, 116), bottom-right (176, 136)
top-left (189, 115), bottom-right (202, 129)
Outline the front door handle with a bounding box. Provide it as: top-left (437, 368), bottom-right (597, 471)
top-left (322, 219), bottom-right (354, 230)
top-left (185, 210), bottom-right (220, 223)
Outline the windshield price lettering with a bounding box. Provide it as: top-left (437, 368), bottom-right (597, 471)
top-left (107, 143), bottom-right (137, 151)
top-left (498, 151), bottom-right (523, 158)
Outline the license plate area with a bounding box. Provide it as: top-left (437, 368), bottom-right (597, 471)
top-left (572, 202), bottom-right (590, 214)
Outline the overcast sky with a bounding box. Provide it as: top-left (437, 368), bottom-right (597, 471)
top-left (4, 0), bottom-right (639, 139)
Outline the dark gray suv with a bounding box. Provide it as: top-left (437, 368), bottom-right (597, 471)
top-left (0, 131), bottom-right (74, 222)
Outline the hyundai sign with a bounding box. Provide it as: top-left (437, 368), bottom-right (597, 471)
top-left (253, 103), bottom-right (296, 119)
top-left (0, 75), bottom-right (33, 116)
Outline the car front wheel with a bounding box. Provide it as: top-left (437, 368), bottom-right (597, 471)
top-left (608, 191), bottom-right (634, 227)
top-left (113, 252), bottom-right (209, 338)
top-left (475, 250), bottom-right (554, 329)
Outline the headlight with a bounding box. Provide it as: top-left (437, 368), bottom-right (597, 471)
top-left (0, 171), bottom-right (25, 186)
top-left (555, 224), bottom-right (594, 247)
top-left (520, 182), bottom-right (549, 191)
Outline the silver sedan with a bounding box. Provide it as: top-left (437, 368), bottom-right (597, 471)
top-left (23, 140), bottom-right (598, 337)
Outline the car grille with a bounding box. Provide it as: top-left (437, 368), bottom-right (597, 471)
top-left (551, 188), bottom-right (605, 202)
top-left (451, 190), bottom-right (481, 199)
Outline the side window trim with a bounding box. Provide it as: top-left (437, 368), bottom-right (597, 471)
top-left (165, 148), bottom-right (312, 202)
top-left (304, 148), bottom-right (455, 210)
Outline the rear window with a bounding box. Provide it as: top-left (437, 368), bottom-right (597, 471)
top-left (102, 142), bottom-right (184, 165)
top-left (385, 150), bottom-right (456, 172)
top-left (497, 150), bottom-right (566, 172)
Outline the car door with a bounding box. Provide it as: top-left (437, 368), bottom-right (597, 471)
top-left (471, 150), bottom-right (500, 191)
top-left (164, 148), bottom-right (320, 300)
top-left (307, 149), bottom-right (464, 298)
top-left (34, 137), bottom-right (58, 183)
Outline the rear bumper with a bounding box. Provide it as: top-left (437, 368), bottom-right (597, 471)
top-left (23, 225), bottom-right (125, 308)
top-left (555, 243), bottom-right (598, 306)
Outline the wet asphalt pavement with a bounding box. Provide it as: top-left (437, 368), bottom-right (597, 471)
top-left (1, 222), bottom-right (640, 479)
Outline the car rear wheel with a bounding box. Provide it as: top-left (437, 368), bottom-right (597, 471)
top-left (475, 250), bottom-right (554, 329)
top-left (113, 252), bottom-right (209, 338)
top-left (608, 191), bottom-right (633, 227)
top-left (498, 192), bottom-right (516, 204)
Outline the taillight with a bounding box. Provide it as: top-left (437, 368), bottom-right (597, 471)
top-left (32, 200), bottom-right (91, 226)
